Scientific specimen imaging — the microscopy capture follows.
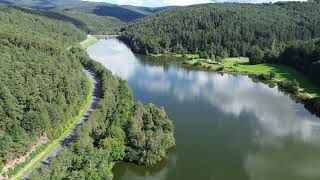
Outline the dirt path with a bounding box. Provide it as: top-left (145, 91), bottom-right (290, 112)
top-left (2, 135), bottom-right (48, 176)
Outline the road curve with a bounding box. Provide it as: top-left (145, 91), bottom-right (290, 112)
top-left (21, 70), bottom-right (101, 179)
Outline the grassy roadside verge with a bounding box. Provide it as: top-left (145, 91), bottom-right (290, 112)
top-left (12, 77), bottom-right (93, 180)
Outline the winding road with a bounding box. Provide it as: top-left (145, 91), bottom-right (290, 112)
top-left (18, 70), bottom-right (101, 179)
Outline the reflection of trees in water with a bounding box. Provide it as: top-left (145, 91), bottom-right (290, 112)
top-left (114, 149), bottom-right (176, 180)
top-left (89, 39), bottom-right (320, 180)
top-left (136, 54), bottom-right (172, 73)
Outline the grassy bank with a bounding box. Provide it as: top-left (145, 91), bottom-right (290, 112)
top-left (150, 54), bottom-right (320, 99)
top-left (12, 77), bottom-right (93, 179)
top-left (221, 58), bottom-right (320, 97)
top-left (80, 36), bottom-right (98, 49)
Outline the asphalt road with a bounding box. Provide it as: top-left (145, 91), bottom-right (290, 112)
top-left (22, 70), bottom-right (101, 179)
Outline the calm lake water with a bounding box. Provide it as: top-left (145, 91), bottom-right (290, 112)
top-left (87, 39), bottom-right (320, 180)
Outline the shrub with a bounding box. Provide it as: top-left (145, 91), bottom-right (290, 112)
top-left (248, 46), bottom-right (264, 64)
top-left (217, 66), bottom-right (224, 71)
top-left (194, 61), bottom-right (202, 66)
top-left (305, 98), bottom-right (320, 117)
top-left (270, 72), bottom-right (276, 79)
top-left (216, 56), bottom-right (222, 63)
top-left (257, 72), bottom-right (276, 81)
top-left (199, 51), bottom-right (209, 59)
top-left (257, 74), bottom-right (271, 80)
top-left (279, 80), bottom-right (300, 94)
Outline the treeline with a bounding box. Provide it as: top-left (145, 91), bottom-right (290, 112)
top-left (248, 40), bottom-right (320, 116)
top-left (249, 40), bottom-right (320, 84)
top-left (281, 41), bottom-right (320, 117)
top-left (119, 2), bottom-right (320, 56)
top-left (0, 5), bottom-right (90, 170)
top-left (30, 47), bottom-right (175, 179)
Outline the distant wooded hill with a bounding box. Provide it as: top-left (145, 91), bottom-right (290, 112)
top-left (0, 0), bottom-right (175, 22)
top-left (119, 2), bottom-right (320, 55)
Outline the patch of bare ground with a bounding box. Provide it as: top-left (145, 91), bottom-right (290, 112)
top-left (1, 134), bottom-right (49, 179)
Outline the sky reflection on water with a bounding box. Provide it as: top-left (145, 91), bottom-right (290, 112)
top-left (87, 39), bottom-right (320, 180)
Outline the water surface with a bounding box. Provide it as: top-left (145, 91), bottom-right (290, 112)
top-left (87, 39), bottom-right (320, 180)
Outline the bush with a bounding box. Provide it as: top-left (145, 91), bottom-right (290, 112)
top-left (304, 98), bottom-right (320, 117)
top-left (194, 61), bottom-right (202, 66)
top-left (270, 72), bottom-right (276, 79)
top-left (257, 74), bottom-right (271, 81)
top-left (216, 56), bottom-right (222, 63)
top-left (199, 51), bottom-right (209, 59)
top-left (279, 80), bottom-right (300, 94)
top-left (248, 46), bottom-right (264, 64)
top-left (257, 72), bottom-right (276, 81)
top-left (217, 66), bottom-right (224, 71)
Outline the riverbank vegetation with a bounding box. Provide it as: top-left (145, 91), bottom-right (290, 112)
top-left (119, 1), bottom-right (320, 116)
top-left (29, 47), bottom-right (175, 179)
top-left (249, 40), bottom-right (320, 116)
top-left (179, 57), bottom-right (319, 96)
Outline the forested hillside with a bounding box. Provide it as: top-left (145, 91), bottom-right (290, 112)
top-left (62, 12), bottom-right (125, 34)
top-left (29, 47), bottom-right (175, 179)
top-left (0, 4), bottom-right (175, 177)
top-left (0, 4), bottom-right (89, 171)
top-left (119, 2), bottom-right (320, 56)
top-left (30, 9), bottom-right (126, 35)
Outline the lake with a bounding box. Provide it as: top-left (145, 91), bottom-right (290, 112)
top-left (87, 39), bottom-right (320, 180)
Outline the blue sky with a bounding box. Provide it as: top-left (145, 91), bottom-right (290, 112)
top-left (83, 0), bottom-right (306, 7)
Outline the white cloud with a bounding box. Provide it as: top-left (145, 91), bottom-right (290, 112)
top-left (83, 0), bottom-right (212, 7)
top-left (83, 0), bottom-right (307, 7)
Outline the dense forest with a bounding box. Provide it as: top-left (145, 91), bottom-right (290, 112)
top-left (0, 4), bottom-right (90, 170)
top-left (29, 47), bottom-right (175, 179)
top-left (119, 2), bottom-right (320, 56)
top-left (0, 4), bottom-right (175, 177)
top-left (118, 1), bottom-right (320, 117)
top-left (253, 40), bottom-right (320, 82)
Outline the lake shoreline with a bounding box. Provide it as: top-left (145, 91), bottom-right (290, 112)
top-left (140, 53), bottom-right (320, 117)
top-left (87, 39), bottom-right (320, 180)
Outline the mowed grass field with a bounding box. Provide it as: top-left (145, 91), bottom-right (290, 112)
top-left (182, 57), bottom-right (320, 98)
top-left (222, 58), bottom-right (320, 97)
